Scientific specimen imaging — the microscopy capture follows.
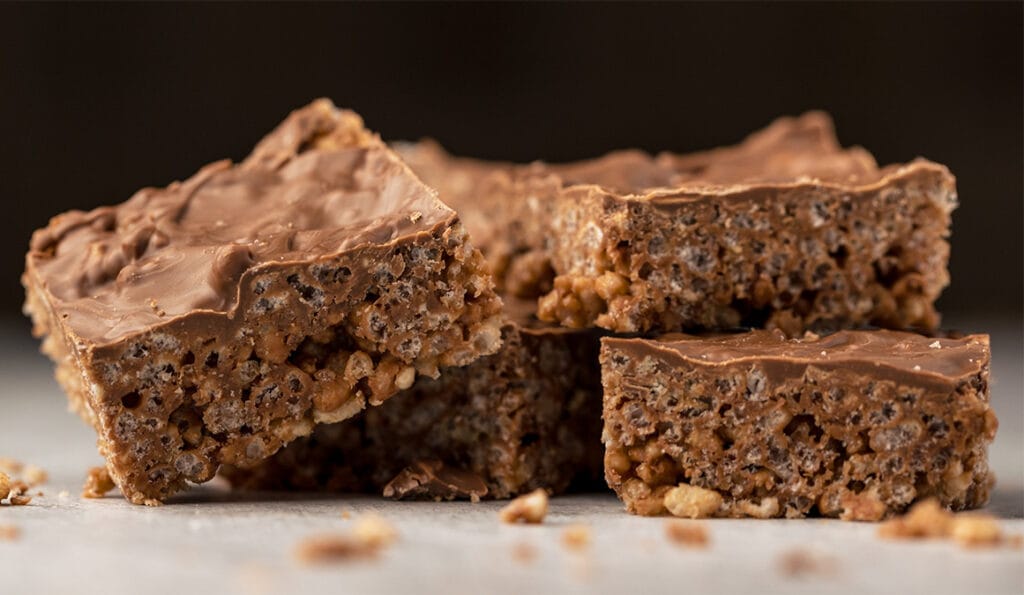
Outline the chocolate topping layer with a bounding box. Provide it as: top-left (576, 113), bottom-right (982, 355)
top-left (603, 330), bottom-right (988, 390)
top-left (29, 100), bottom-right (451, 346)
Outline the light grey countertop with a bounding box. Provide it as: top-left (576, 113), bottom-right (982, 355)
top-left (1, 318), bottom-right (1021, 595)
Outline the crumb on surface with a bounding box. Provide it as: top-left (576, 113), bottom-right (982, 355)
top-left (778, 548), bottom-right (838, 578)
top-left (561, 524), bottom-right (591, 551)
top-left (341, 509), bottom-right (352, 520)
top-left (82, 466), bottom-right (115, 499)
top-left (949, 515), bottom-right (1003, 547)
top-left (499, 489), bottom-right (549, 524)
top-left (294, 514), bottom-right (398, 565)
top-left (4, 480), bottom-right (32, 506)
top-left (878, 498), bottom-right (1012, 548)
top-left (294, 534), bottom-right (378, 564)
top-left (665, 520), bottom-right (709, 548)
top-left (351, 514), bottom-right (398, 549)
top-left (0, 525), bottom-right (20, 541)
top-left (1, 461), bottom-right (48, 504)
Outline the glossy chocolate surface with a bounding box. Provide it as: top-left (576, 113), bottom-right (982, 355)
top-left (27, 100), bottom-right (453, 345)
top-left (603, 329), bottom-right (989, 390)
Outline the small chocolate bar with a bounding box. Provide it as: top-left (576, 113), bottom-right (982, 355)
top-left (22, 100), bottom-right (504, 504)
top-left (539, 113), bottom-right (956, 334)
top-left (223, 300), bottom-right (604, 500)
top-left (600, 330), bottom-right (995, 520)
top-left (400, 112), bottom-right (957, 335)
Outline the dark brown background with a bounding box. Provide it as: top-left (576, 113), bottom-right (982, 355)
top-left (2, 2), bottom-right (1021, 330)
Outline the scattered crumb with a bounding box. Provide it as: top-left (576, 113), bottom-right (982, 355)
top-left (340, 509), bottom-right (352, 520)
top-left (351, 514), bottom-right (398, 549)
top-left (878, 498), bottom-right (1014, 548)
top-left (0, 461), bottom-right (49, 504)
top-left (294, 534), bottom-right (378, 564)
top-left (294, 514), bottom-right (398, 565)
top-left (5, 480), bottom-right (32, 506)
top-left (929, 340), bottom-right (942, 349)
top-left (949, 515), bottom-right (1003, 548)
top-left (561, 524), bottom-right (591, 551)
top-left (913, 365), bottom-right (921, 371)
top-left (22, 465), bottom-right (48, 487)
top-left (665, 520), bottom-right (709, 548)
top-left (0, 525), bottom-right (20, 541)
top-left (499, 489), bottom-right (549, 524)
top-left (778, 548), bottom-right (838, 578)
top-left (58, 490), bottom-right (70, 501)
top-left (511, 542), bottom-right (537, 564)
top-left (82, 466), bottom-right (115, 499)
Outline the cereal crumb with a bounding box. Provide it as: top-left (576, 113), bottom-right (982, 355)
top-left (499, 488), bottom-right (548, 524)
top-left (0, 525), bottom-right (20, 541)
top-left (511, 542), bottom-right (537, 564)
top-left (340, 510), bottom-right (352, 520)
top-left (663, 483), bottom-right (723, 518)
top-left (929, 340), bottom-right (942, 349)
top-left (58, 490), bottom-right (70, 501)
top-left (6, 480), bottom-right (32, 506)
top-left (950, 515), bottom-right (1003, 547)
top-left (778, 549), bottom-right (838, 578)
top-left (294, 535), bottom-right (377, 564)
top-left (561, 524), bottom-right (591, 551)
top-left (665, 520), bottom-right (709, 548)
top-left (294, 514), bottom-right (397, 565)
top-left (82, 466), bottom-right (115, 499)
top-left (878, 498), bottom-right (1012, 548)
top-left (351, 514), bottom-right (398, 549)
top-left (0, 471), bottom-right (9, 501)
top-left (22, 465), bottom-right (48, 487)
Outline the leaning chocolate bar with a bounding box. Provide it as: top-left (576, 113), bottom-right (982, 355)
top-left (223, 300), bottom-right (603, 500)
top-left (601, 330), bottom-right (995, 520)
top-left (22, 99), bottom-right (504, 504)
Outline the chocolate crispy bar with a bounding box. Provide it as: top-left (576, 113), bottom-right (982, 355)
top-left (601, 330), bottom-right (995, 520)
top-left (400, 112), bottom-right (956, 335)
top-left (223, 300), bottom-right (603, 500)
top-left (22, 100), bottom-right (504, 504)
